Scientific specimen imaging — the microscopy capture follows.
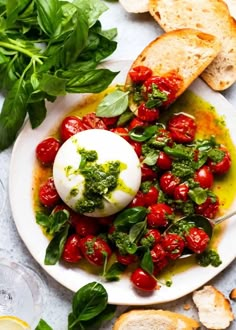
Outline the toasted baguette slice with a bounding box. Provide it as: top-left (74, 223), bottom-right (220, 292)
top-left (119, 0), bottom-right (149, 13)
top-left (125, 29), bottom-right (221, 114)
top-left (149, 0), bottom-right (236, 90)
top-left (193, 285), bottom-right (234, 329)
top-left (224, 0), bottom-right (236, 19)
top-left (113, 309), bottom-right (200, 330)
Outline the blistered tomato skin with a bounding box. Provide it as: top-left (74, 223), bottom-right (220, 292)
top-left (194, 165), bottom-right (213, 189)
top-left (195, 196), bottom-right (219, 219)
top-left (159, 172), bottom-right (180, 195)
top-left (62, 234), bottom-right (82, 263)
top-left (143, 186), bottom-right (159, 206)
top-left (174, 183), bottom-right (189, 201)
top-left (39, 177), bottom-right (60, 207)
top-left (60, 116), bottom-right (85, 142)
top-left (167, 113), bottom-right (197, 143)
top-left (79, 235), bottom-right (112, 266)
top-left (129, 191), bottom-right (146, 207)
top-left (161, 233), bottom-right (185, 260)
top-left (128, 117), bottom-right (146, 130)
top-left (131, 268), bottom-right (157, 291)
top-left (141, 163), bottom-right (158, 181)
top-left (116, 252), bottom-right (137, 265)
top-left (185, 227), bottom-right (210, 254)
top-left (137, 103), bottom-right (160, 122)
top-left (82, 113), bottom-right (107, 129)
top-left (208, 147), bottom-right (231, 175)
top-left (129, 140), bottom-right (142, 157)
top-left (156, 151), bottom-right (172, 170)
top-left (72, 215), bottom-right (100, 237)
top-left (143, 229), bottom-right (162, 246)
top-left (147, 203), bottom-right (173, 228)
top-left (129, 66), bottom-right (153, 83)
top-left (151, 243), bottom-right (167, 263)
top-left (36, 137), bottom-right (61, 165)
top-left (110, 127), bottom-right (130, 142)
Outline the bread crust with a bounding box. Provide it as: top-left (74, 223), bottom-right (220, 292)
top-left (113, 309), bottom-right (200, 330)
top-left (125, 29), bottom-right (221, 114)
top-left (148, 0), bottom-right (236, 90)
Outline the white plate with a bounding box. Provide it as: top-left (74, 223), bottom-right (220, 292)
top-left (9, 60), bottom-right (236, 305)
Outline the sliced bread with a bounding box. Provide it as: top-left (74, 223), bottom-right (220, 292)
top-left (119, 0), bottom-right (149, 13)
top-left (125, 28), bottom-right (221, 114)
top-left (149, 0), bottom-right (236, 90)
top-left (113, 309), bottom-right (200, 330)
top-left (192, 285), bottom-right (234, 329)
top-left (224, 0), bottom-right (236, 19)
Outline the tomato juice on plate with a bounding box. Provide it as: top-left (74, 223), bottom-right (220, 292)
top-left (32, 82), bottom-right (236, 293)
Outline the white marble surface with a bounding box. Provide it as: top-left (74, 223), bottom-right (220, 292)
top-left (0, 2), bottom-right (236, 329)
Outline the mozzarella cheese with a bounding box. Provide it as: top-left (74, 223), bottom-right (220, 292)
top-left (53, 129), bottom-right (141, 217)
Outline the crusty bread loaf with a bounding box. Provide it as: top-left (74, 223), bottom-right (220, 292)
top-left (224, 0), bottom-right (236, 19)
top-left (113, 309), bottom-right (200, 330)
top-left (119, 0), bottom-right (149, 13)
top-left (149, 0), bottom-right (236, 91)
top-left (125, 29), bottom-right (221, 114)
top-left (192, 285), bottom-right (234, 329)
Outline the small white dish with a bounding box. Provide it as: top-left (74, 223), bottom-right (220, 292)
top-left (9, 60), bottom-right (236, 305)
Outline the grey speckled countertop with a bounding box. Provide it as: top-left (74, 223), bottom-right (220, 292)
top-left (1, 2), bottom-right (236, 329)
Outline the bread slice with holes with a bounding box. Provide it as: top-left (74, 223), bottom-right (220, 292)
top-left (125, 28), bottom-right (221, 114)
top-left (193, 285), bottom-right (234, 329)
top-left (119, 0), bottom-right (149, 13)
top-left (149, 0), bottom-right (236, 91)
top-left (113, 309), bottom-right (200, 330)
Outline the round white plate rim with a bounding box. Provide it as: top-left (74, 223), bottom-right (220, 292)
top-left (9, 60), bottom-right (236, 305)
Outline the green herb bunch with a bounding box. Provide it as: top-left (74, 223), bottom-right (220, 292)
top-left (0, 0), bottom-right (118, 150)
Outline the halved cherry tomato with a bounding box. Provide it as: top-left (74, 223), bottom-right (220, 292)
top-left (82, 113), bottom-right (107, 129)
top-left (110, 127), bottom-right (130, 142)
top-left (39, 177), bottom-right (60, 207)
top-left (62, 234), bottom-right (82, 263)
top-left (137, 103), bottom-right (160, 122)
top-left (60, 116), bottom-right (86, 142)
top-left (161, 233), bottom-right (185, 260)
top-left (173, 183), bottom-right (189, 201)
top-left (36, 137), bottom-right (61, 165)
top-left (143, 186), bottom-right (159, 206)
top-left (129, 66), bottom-right (153, 83)
top-left (167, 113), bottom-right (197, 143)
top-left (147, 203), bottom-right (173, 228)
top-left (159, 172), bottom-right (180, 195)
top-left (208, 147), bottom-right (231, 175)
top-left (185, 227), bottom-right (210, 254)
top-left (79, 235), bottom-right (112, 266)
top-left (195, 196), bottom-right (219, 219)
top-left (130, 268), bottom-right (157, 291)
top-left (156, 151), bottom-right (172, 170)
top-left (194, 165), bottom-right (213, 189)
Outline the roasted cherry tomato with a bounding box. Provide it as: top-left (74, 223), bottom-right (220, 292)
top-left (147, 203), bottom-right (173, 228)
top-left (99, 116), bottom-right (118, 128)
top-left (137, 103), bottom-right (160, 122)
top-left (195, 196), bottom-right (219, 219)
top-left (153, 257), bottom-right (169, 276)
top-left (208, 147), bottom-right (231, 175)
top-left (129, 140), bottom-right (142, 157)
top-left (39, 177), bottom-right (60, 207)
top-left (72, 214), bottom-right (100, 237)
top-left (82, 113), bottom-right (107, 129)
top-left (159, 172), bottom-right (180, 195)
top-left (116, 252), bottom-right (137, 265)
top-left (151, 243), bottom-right (167, 263)
top-left (130, 268), bottom-right (157, 291)
top-left (142, 229), bottom-right (162, 247)
top-left (62, 234), bottom-right (82, 263)
top-left (185, 227), bottom-right (210, 254)
top-left (60, 116), bottom-right (85, 142)
top-left (129, 66), bottom-right (153, 83)
top-left (110, 127), bottom-right (130, 142)
top-left (141, 163), bottom-right (158, 181)
top-left (194, 165), bottom-right (213, 189)
top-left (167, 113), bottom-right (197, 143)
top-left (156, 151), bottom-right (172, 170)
top-left (129, 191), bottom-right (146, 207)
top-left (128, 117), bottom-right (146, 130)
top-left (79, 235), bottom-right (112, 266)
top-left (161, 233), bottom-right (185, 260)
top-left (173, 183), bottom-right (189, 201)
top-left (143, 75), bottom-right (180, 107)
top-left (143, 186), bottom-right (159, 206)
top-left (155, 128), bottom-right (173, 147)
top-left (36, 137), bottom-right (61, 165)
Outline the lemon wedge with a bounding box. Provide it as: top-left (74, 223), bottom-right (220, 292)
top-left (0, 316), bottom-right (31, 329)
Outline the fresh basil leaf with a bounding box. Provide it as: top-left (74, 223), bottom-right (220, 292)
top-left (35, 319), bottom-right (53, 330)
top-left (35, 0), bottom-right (62, 37)
top-left (116, 109), bottom-right (134, 126)
top-left (70, 282), bottom-right (108, 325)
top-left (73, 0), bottom-right (108, 28)
top-left (114, 207), bottom-right (148, 229)
top-left (44, 224), bottom-right (69, 265)
top-left (39, 73), bottom-right (67, 96)
top-left (143, 149), bottom-right (159, 166)
top-left (129, 220), bottom-right (147, 243)
top-left (27, 99), bottom-right (47, 128)
top-left (103, 262), bottom-right (126, 281)
top-left (188, 187), bottom-right (208, 205)
top-left (36, 210), bottom-right (69, 235)
top-left (129, 125), bottom-right (157, 142)
top-left (100, 27), bottom-right (117, 40)
top-left (6, 0), bottom-right (31, 26)
top-left (163, 145), bottom-right (192, 160)
top-left (81, 304), bottom-right (116, 330)
top-left (96, 90), bottom-right (129, 118)
top-left (141, 249), bottom-right (154, 275)
top-left (0, 79), bottom-right (28, 150)
top-left (65, 69), bottom-right (118, 93)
